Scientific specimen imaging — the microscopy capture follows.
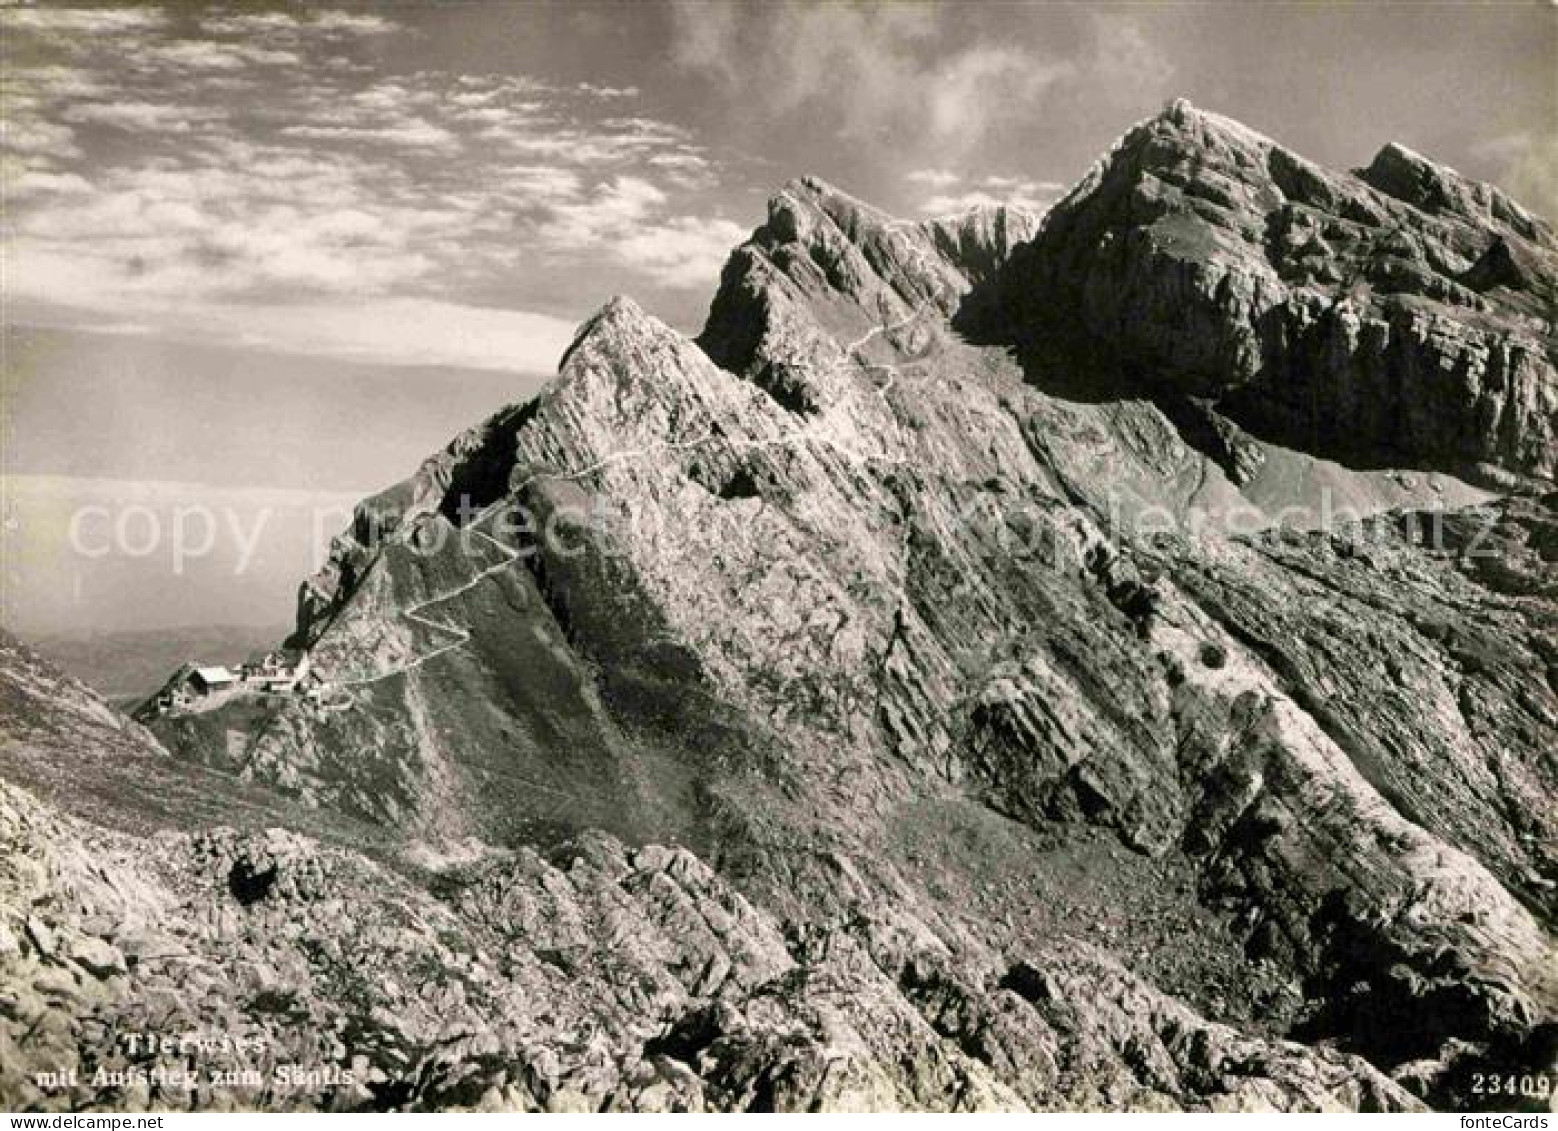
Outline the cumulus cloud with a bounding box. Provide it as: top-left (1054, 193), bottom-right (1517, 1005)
top-left (539, 176), bottom-right (667, 244)
top-left (525, 176), bottom-right (742, 289)
top-left (199, 11), bottom-right (300, 37)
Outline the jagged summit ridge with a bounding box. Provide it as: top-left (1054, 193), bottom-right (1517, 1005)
top-left (963, 98), bottom-right (1556, 486)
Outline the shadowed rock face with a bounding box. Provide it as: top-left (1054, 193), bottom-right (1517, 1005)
top-left (962, 100), bottom-right (1558, 487)
top-left (6, 105), bottom-right (1556, 1112)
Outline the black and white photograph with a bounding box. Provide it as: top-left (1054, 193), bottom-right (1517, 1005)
top-left (1, 0), bottom-right (1555, 1116)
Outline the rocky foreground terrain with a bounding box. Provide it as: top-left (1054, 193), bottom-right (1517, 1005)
top-left (3, 102), bottom-right (1555, 1112)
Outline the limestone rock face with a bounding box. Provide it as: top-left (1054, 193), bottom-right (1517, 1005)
top-left (966, 100), bottom-right (1557, 486)
top-left (12, 106), bottom-right (1558, 1111)
top-left (700, 177), bottom-right (1041, 416)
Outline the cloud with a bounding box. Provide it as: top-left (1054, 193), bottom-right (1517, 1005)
top-left (4, 1), bottom-right (746, 345)
top-left (649, 153), bottom-right (710, 173)
top-left (6, 153), bottom-right (457, 299)
top-left (477, 114), bottom-right (700, 166)
top-left (0, 116), bottom-right (81, 158)
top-left (351, 82), bottom-right (432, 113)
top-left (280, 120), bottom-right (459, 150)
top-left (926, 46), bottom-right (1069, 143)
top-left (200, 10), bottom-right (398, 38)
top-left (906, 169), bottom-right (962, 189)
top-left (2, 6), bottom-right (167, 35)
top-left (525, 176), bottom-right (741, 289)
top-left (138, 39), bottom-right (303, 71)
top-left (310, 11), bottom-right (397, 36)
top-left (647, 151), bottom-right (714, 188)
top-left (2, 167), bottom-right (94, 200)
top-left (191, 298), bottom-right (579, 373)
top-left (7, 65), bottom-right (107, 100)
top-left (667, 1), bottom-right (1065, 156)
top-left (615, 217), bottom-right (749, 288)
top-left (667, 0), bottom-right (741, 79)
top-left (668, 3), bottom-right (1176, 177)
top-left (63, 100), bottom-right (225, 133)
top-left (500, 164), bottom-right (585, 202)
top-left (1470, 133), bottom-right (1535, 168)
top-left (1085, 13), bottom-right (1176, 107)
top-left (1472, 131), bottom-right (1558, 216)
top-left (578, 83), bottom-right (640, 99)
top-left (14, 297), bottom-right (579, 375)
top-left (539, 175), bottom-right (667, 243)
top-left (915, 174), bottom-right (1065, 215)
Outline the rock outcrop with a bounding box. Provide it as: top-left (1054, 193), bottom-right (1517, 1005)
top-left (9, 104), bottom-right (1556, 1111)
top-left (963, 100), bottom-right (1557, 487)
top-left (2, 647), bottom-right (1420, 1112)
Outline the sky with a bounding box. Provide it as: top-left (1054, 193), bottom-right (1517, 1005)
top-left (2, 0), bottom-right (1555, 635)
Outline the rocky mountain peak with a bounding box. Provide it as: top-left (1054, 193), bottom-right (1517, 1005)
top-left (698, 174), bottom-right (1040, 418)
top-left (568, 291), bottom-right (652, 337)
top-left (966, 100), bottom-right (1557, 486)
top-left (762, 175), bottom-right (899, 246)
top-left (1360, 141), bottom-right (1552, 243)
top-left (557, 293), bottom-right (661, 370)
top-left (1155, 96), bottom-right (1277, 152)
